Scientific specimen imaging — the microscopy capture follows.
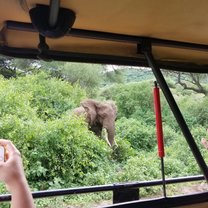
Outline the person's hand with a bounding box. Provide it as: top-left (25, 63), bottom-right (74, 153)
top-left (0, 139), bottom-right (26, 192)
top-left (0, 139), bottom-right (35, 208)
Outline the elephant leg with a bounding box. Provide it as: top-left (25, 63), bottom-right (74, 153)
top-left (90, 123), bottom-right (102, 137)
top-left (91, 125), bottom-right (112, 147)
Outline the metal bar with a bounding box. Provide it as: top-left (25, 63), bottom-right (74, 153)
top-left (2, 45), bottom-right (208, 73)
top-left (0, 175), bottom-right (204, 202)
top-left (104, 192), bottom-right (208, 208)
top-left (141, 40), bottom-right (208, 181)
top-left (161, 158), bottom-right (167, 198)
top-left (49, 0), bottom-right (60, 27)
top-left (153, 82), bottom-right (167, 197)
top-left (5, 21), bottom-right (208, 52)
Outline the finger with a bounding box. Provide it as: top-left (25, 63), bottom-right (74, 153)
top-left (0, 139), bottom-right (13, 147)
top-left (0, 139), bottom-right (17, 151)
top-left (0, 139), bottom-right (8, 145)
top-left (0, 140), bottom-right (20, 157)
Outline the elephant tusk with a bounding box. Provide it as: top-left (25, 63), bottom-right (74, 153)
top-left (102, 128), bottom-right (118, 149)
top-left (102, 128), bottom-right (112, 147)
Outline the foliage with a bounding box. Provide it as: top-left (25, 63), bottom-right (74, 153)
top-left (102, 65), bottom-right (124, 85)
top-left (100, 81), bottom-right (155, 121)
top-left (122, 68), bottom-right (154, 82)
top-left (111, 138), bottom-right (137, 162)
top-left (165, 136), bottom-right (201, 176)
top-left (0, 55), bottom-right (16, 78)
top-left (23, 116), bottom-right (111, 189)
top-left (0, 183), bottom-right (9, 208)
top-left (162, 125), bottom-right (181, 145)
top-left (179, 96), bottom-right (208, 127)
top-left (116, 152), bottom-right (161, 195)
top-left (40, 62), bottom-right (126, 96)
top-left (0, 72), bottom-right (86, 120)
top-left (0, 66), bottom-right (208, 206)
top-left (60, 63), bottom-right (103, 90)
top-left (116, 117), bottom-right (156, 151)
top-left (118, 152), bottom-right (161, 182)
top-left (163, 71), bottom-right (208, 96)
top-left (0, 72), bottom-right (112, 189)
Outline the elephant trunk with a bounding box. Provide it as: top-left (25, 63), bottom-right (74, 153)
top-left (105, 124), bottom-right (117, 147)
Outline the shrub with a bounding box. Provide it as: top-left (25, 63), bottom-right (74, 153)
top-left (7, 72), bottom-right (86, 120)
top-left (165, 136), bottom-right (201, 176)
top-left (118, 152), bottom-right (161, 182)
top-left (164, 157), bottom-right (187, 177)
top-left (111, 138), bottom-right (137, 162)
top-left (23, 116), bottom-right (111, 188)
top-left (0, 73), bottom-right (114, 189)
top-left (116, 152), bottom-right (161, 196)
top-left (116, 117), bottom-right (156, 151)
top-left (162, 125), bottom-right (181, 146)
top-left (100, 81), bottom-right (154, 119)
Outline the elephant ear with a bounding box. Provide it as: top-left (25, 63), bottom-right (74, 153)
top-left (81, 99), bottom-right (99, 125)
top-left (96, 101), bottom-right (117, 120)
top-left (103, 101), bottom-right (117, 118)
top-left (108, 101), bottom-right (117, 116)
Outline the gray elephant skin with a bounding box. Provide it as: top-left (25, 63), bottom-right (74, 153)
top-left (73, 99), bottom-right (117, 147)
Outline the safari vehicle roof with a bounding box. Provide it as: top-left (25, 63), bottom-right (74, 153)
top-left (1, 0), bottom-right (208, 72)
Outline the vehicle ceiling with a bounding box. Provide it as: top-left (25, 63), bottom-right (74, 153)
top-left (1, 0), bottom-right (208, 72)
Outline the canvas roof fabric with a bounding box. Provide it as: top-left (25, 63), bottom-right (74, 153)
top-left (1, 0), bottom-right (208, 72)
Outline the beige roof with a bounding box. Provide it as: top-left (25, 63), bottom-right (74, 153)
top-left (1, 0), bottom-right (208, 72)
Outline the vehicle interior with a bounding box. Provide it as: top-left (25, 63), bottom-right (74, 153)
top-left (0, 0), bottom-right (208, 207)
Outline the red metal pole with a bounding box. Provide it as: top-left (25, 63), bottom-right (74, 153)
top-left (153, 81), bottom-right (165, 158)
top-left (153, 81), bottom-right (166, 197)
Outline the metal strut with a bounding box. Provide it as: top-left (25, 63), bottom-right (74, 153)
top-left (153, 82), bottom-right (167, 197)
top-left (49, 0), bottom-right (60, 28)
top-left (140, 39), bottom-right (208, 182)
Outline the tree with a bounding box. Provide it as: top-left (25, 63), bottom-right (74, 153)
top-left (103, 65), bottom-right (124, 84)
top-left (61, 62), bottom-right (103, 89)
top-left (163, 71), bottom-right (208, 96)
top-left (39, 61), bottom-right (105, 95)
top-left (10, 58), bottom-right (40, 76)
top-left (0, 55), bottom-right (43, 78)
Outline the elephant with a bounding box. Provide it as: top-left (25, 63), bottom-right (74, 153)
top-left (72, 99), bottom-right (117, 148)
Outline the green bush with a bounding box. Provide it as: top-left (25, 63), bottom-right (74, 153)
top-left (0, 112), bottom-right (112, 190)
top-left (164, 157), bottom-right (187, 177)
top-left (116, 152), bottom-right (161, 196)
top-left (0, 69), bottom-right (208, 205)
top-left (100, 81), bottom-right (176, 127)
top-left (18, 116), bottom-right (111, 189)
top-left (174, 94), bottom-right (208, 128)
top-left (162, 125), bottom-right (181, 146)
top-left (116, 117), bottom-right (156, 151)
top-left (0, 72), bottom-right (114, 190)
top-left (111, 138), bottom-right (137, 162)
top-left (82, 161), bottom-right (121, 185)
top-left (165, 136), bottom-right (201, 176)
top-left (100, 81), bottom-right (154, 120)
top-left (5, 72), bottom-right (86, 120)
top-left (118, 152), bottom-right (161, 182)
